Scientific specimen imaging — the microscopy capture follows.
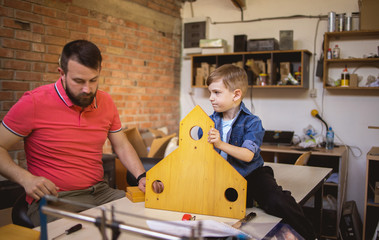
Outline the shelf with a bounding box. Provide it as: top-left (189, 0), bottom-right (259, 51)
top-left (325, 58), bottom-right (379, 63)
top-left (324, 30), bottom-right (379, 38)
top-left (323, 30), bottom-right (379, 90)
top-left (191, 50), bottom-right (311, 89)
top-left (325, 86), bottom-right (379, 90)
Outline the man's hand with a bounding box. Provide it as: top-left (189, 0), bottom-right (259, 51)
top-left (22, 175), bottom-right (59, 201)
top-left (208, 128), bottom-right (223, 148)
top-left (138, 177), bottom-right (164, 194)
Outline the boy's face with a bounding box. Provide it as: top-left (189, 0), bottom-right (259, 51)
top-left (208, 78), bottom-right (238, 113)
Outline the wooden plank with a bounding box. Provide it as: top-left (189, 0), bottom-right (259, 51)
top-left (0, 224), bottom-right (39, 240)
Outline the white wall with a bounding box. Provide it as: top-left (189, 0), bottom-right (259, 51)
top-left (180, 0), bottom-right (379, 221)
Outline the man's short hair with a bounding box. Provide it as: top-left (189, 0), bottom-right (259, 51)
top-left (206, 64), bottom-right (248, 98)
top-left (59, 40), bottom-right (102, 73)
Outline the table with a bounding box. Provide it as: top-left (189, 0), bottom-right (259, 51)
top-left (37, 163), bottom-right (331, 240)
top-left (266, 162), bottom-right (332, 236)
top-left (261, 145), bottom-right (347, 238)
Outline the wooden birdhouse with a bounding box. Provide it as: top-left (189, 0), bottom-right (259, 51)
top-left (145, 105), bottom-right (247, 219)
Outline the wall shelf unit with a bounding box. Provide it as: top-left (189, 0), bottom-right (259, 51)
top-left (191, 50), bottom-right (311, 89)
top-left (323, 30), bottom-right (379, 90)
top-left (363, 147), bottom-right (379, 239)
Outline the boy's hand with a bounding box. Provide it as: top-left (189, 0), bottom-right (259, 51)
top-left (208, 128), bottom-right (222, 148)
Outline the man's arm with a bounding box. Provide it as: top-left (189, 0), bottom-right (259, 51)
top-left (0, 124), bottom-right (58, 200)
top-left (208, 128), bottom-right (254, 162)
top-left (108, 130), bottom-right (147, 191)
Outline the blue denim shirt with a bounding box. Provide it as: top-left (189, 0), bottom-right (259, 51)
top-left (209, 102), bottom-right (265, 177)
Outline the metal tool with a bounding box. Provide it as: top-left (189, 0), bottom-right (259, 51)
top-left (52, 223), bottom-right (82, 239)
top-left (231, 212), bottom-right (256, 229)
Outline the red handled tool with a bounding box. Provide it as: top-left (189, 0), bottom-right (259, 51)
top-left (182, 214), bottom-right (196, 221)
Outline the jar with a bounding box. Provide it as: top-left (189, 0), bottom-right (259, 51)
top-left (258, 73), bottom-right (268, 86)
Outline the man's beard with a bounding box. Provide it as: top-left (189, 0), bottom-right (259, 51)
top-left (65, 85), bottom-right (97, 108)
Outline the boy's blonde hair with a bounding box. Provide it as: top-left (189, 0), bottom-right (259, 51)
top-left (206, 64), bottom-right (248, 98)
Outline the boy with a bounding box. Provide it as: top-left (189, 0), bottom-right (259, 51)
top-left (206, 64), bottom-right (315, 239)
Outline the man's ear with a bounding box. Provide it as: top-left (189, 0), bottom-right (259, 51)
top-left (233, 89), bottom-right (242, 101)
top-left (58, 67), bottom-right (65, 78)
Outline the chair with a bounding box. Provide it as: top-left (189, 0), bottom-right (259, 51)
top-left (12, 191), bottom-right (34, 228)
top-left (294, 151), bottom-right (311, 166)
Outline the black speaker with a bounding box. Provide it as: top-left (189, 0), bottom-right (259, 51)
top-left (279, 30), bottom-right (293, 50)
top-left (340, 201), bottom-right (362, 240)
top-left (234, 34), bottom-right (247, 52)
top-left (184, 21), bottom-right (206, 48)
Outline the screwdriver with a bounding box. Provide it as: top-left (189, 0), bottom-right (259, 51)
top-left (52, 223), bottom-right (82, 239)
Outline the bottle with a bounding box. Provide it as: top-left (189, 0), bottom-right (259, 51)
top-left (333, 45), bottom-right (340, 59)
top-left (327, 48), bottom-right (333, 59)
top-left (341, 65), bottom-right (350, 87)
top-left (338, 13), bottom-right (345, 32)
top-left (326, 127), bottom-right (334, 150)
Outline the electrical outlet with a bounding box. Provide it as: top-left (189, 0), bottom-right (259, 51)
top-left (310, 89), bottom-right (317, 98)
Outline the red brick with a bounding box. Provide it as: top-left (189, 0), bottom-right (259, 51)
top-left (14, 71), bottom-right (42, 81)
top-left (68, 22), bottom-right (88, 33)
top-left (2, 101), bottom-right (18, 111)
top-left (2, 38), bottom-right (30, 50)
top-left (15, 30), bottom-right (42, 42)
top-left (3, 18), bottom-right (23, 29)
top-left (43, 16), bottom-right (66, 28)
top-left (0, 91), bottom-right (14, 101)
top-left (66, 13), bottom-right (80, 23)
top-left (68, 5), bottom-right (89, 16)
top-left (88, 27), bottom-right (106, 36)
top-left (70, 32), bottom-right (89, 40)
top-left (110, 40), bottom-right (125, 48)
top-left (90, 36), bottom-right (109, 46)
top-left (81, 18), bottom-right (100, 27)
top-left (46, 45), bottom-right (62, 55)
top-left (46, 63), bottom-right (58, 73)
top-left (0, 5), bottom-right (13, 17)
top-left (43, 35), bottom-right (66, 45)
top-left (0, 27), bottom-right (14, 38)
top-left (42, 73), bottom-right (59, 82)
top-left (45, 26), bottom-right (70, 37)
top-left (33, 5), bottom-right (56, 17)
top-left (31, 23), bottom-right (45, 34)
top-left (15, 10), bottom-right (42, 24)
top-left (33, 62), bottom-right (47, 72)
top-left (0, 48), bottom-right (14, 58)
top-left (0, 70), bottom-right (14, 79)
top-left (3, 59), bottom-right (31, 71)
top-left (2, 81), bottom-right (30, 91)
top-left (43, 53), bottom-right (60, 63)
top-left (4, 0), bottom-right (32, 12)
top-left (15, 50), bottom-right (42, 61)
top-left (31, 43), bottom-right (45, 53)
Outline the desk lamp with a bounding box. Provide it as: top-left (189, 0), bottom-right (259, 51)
top-left (311, 109), bottom-right (328, 130)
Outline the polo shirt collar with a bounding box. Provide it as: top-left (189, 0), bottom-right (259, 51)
top-left (54, 78), bottom-right (98, 110)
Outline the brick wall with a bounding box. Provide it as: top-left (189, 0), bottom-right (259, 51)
top-left (0, 0), bottom-right (182, 163)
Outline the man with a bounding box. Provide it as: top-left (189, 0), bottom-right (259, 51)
top-left (0, 40), bottom-right (155, 226)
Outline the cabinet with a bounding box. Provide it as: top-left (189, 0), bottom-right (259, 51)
top-left (323, 30), bottom-right (379, 90)
top-left (260, 145), bottom-right (347, 239)
top-left (191, 50), bottom-right (311, 89)
top-left (363, 147), bottom-right (379, 239)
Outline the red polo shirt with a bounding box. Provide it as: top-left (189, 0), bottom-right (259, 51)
top-left (2, 79), bottom-right (122, 201)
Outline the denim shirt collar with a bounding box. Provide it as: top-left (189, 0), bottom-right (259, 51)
top-left (213, 101), bottom-right (250, 128)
